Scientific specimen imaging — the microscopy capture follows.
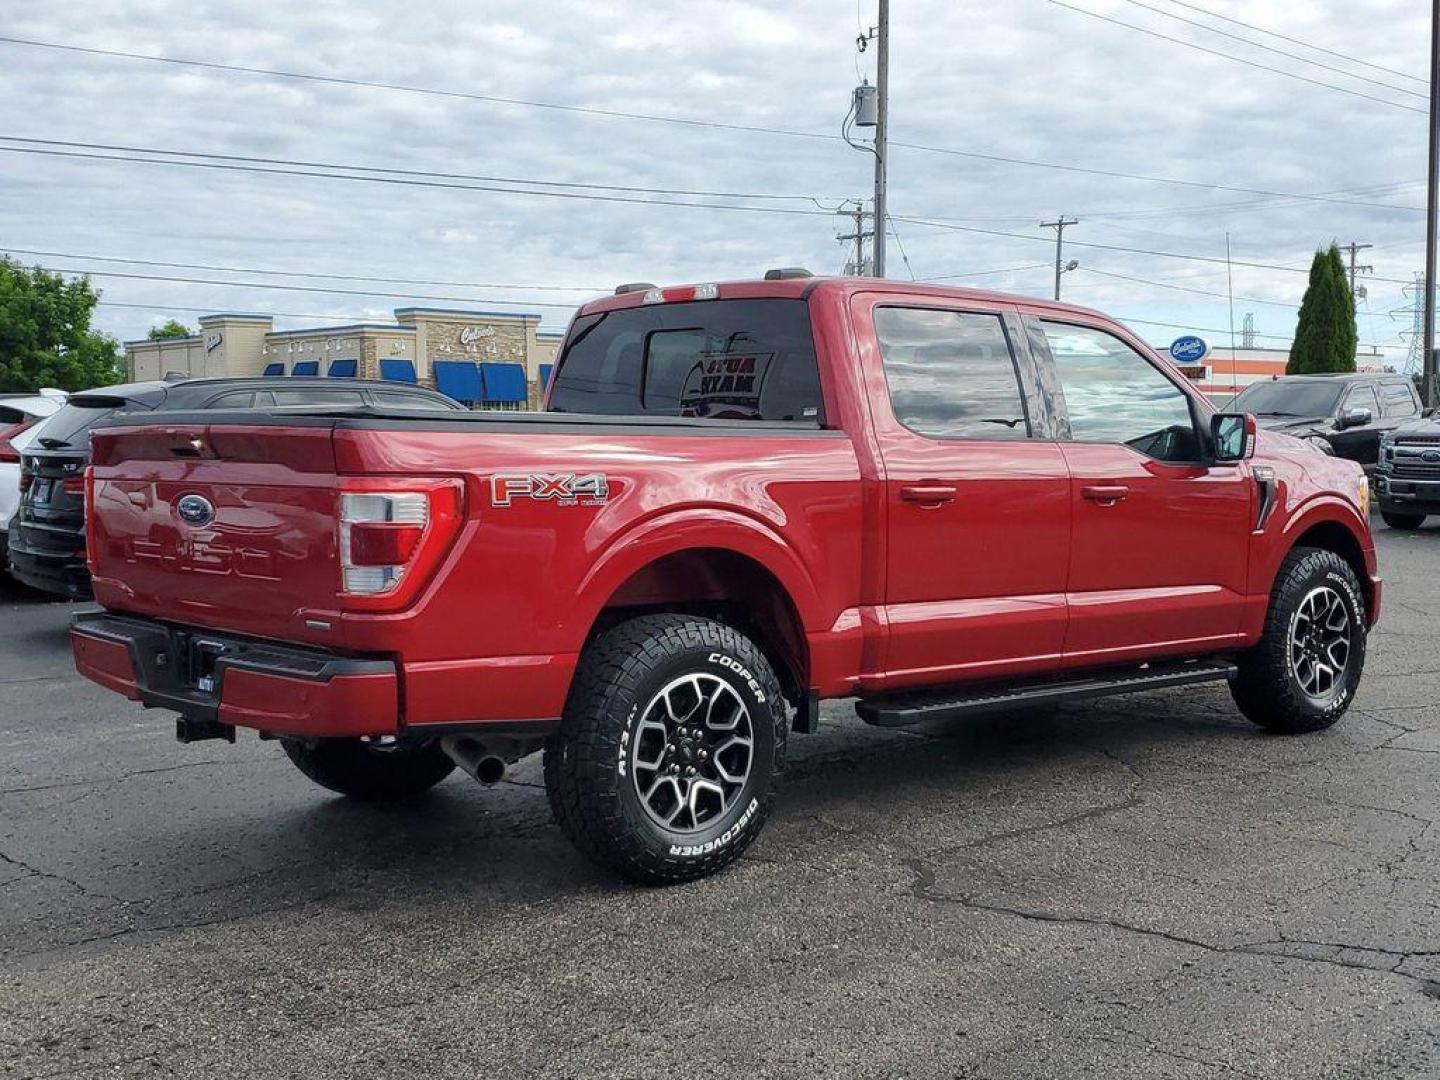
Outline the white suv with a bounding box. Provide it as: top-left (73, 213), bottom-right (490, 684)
top-left (1, 390), bottom-right (67, 569)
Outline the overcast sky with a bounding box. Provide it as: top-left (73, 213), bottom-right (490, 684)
top-left (0, 0), bottom-right (1430, 367)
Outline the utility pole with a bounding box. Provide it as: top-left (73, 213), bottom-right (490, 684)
top-left (1426, 0), bottom-right (1440, 405)
top-left (1041, 216), bottom-right (1079, 300)
top-left (871, 0), bottom-right (889, 279)
top-left (1340, 241), bottom-right (1373, 297)
top-left (836, 201), bottom-right (873, 276)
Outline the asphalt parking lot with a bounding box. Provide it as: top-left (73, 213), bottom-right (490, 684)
top-left (1, 525), bottom-right (1438, 1080)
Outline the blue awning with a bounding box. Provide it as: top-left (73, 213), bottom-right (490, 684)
top-left (480, 362), bottom-right (528, 403)
top-left (380, 358), bottom-right (417, 383)
top-left (291, 360), bottom-right (319, 376)
top-left (262, 362), bottom-right (285, 377)
top-left (538, 363), bottom-right (554, 389)
top-left (433, 360), bottom-right (482, 403)
top-left (328, 359), bottom-right (358, 378)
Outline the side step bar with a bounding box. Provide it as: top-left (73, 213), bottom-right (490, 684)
top-left (855, 659), bottom-right (1238, 728)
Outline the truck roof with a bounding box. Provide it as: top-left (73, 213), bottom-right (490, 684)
top-left (576, 274), bottom-right (1112, 323)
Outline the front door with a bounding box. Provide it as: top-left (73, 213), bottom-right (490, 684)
top-left (857, 296), bottom-right (1072, 690)
top-left (1026, 315), bottom-right (1254, 667)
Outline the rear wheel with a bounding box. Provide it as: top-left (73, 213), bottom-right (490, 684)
top-left (544, 614), bottom-right (787, 885)
top-left (1231, 548), bottom-right (1367, 734)
top-left (282, 736), bottom-right (455, 801)
top-left (1381, 510), bottom-right (1426, 530)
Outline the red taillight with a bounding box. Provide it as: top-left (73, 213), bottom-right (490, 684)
top-left (62, 476), bottom-right (85, 496)
top-left (347, 522), bottom-right (423, 568)
top-left (337, 479), bottom-right (464, 609)
top-left (84, 467), bottom-right (96, 571)
top-left (0, 417), bottom-right (38, 465)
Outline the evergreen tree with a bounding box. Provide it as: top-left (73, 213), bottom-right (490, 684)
top-left (1288, 244), bottom-right (1357, 374)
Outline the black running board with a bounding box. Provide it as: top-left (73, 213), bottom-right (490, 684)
top-left (855, 660), bottom-right (1238, 728)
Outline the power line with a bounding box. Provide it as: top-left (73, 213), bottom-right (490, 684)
top-left (2, 247), bottom-right (604, 293)
top-left (0, 38), bottom-right (1423, 211)
top-left (1114, 0), bottom-right (1426, 100)
top-left (892, 213), bottom-right (1418, 285)
top-left (97, 300), bottom-right (404, 324)
top-left (0, 135), bottom-right (836, 204)
top-left (33, 263), bottom-right (584, 310)
top-left (1042, 0), bottom-right (1427, 115)
top-left (0, 145), bottom-right (837, 220)
top-left (1154, 0), bottom-right (1428, 85)
top-left (924, 263), bottom-right (1051, 281)
top-left (1074, 266), bottom-right (1300, 309)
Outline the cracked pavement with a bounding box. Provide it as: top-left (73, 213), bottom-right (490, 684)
top-left (2, 524), bottom-right (1439, 1078)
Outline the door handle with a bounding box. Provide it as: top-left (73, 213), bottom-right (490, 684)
top-left (901, 484), bottom-right (957, 505)
top-left (1081, 484), bottom-right (1130, 504)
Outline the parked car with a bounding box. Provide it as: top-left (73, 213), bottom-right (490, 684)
top-left (71, 276), bottom-right (1377, 884)
top-left (10, 376), bottom-right (461, 598)
top-left (1373, 410), bottom-right (1440, 529)
top-left (0, 390), bottom-right (67, 569)
top-left (1230, 372), bottom-right (1422, 468)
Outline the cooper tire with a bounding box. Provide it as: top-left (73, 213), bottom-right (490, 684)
top-left (1381, 510), bottom-right (1426, 530)
top-left (1230, 547), bottom-right (1367, 735)
top-left (282, 737), bottom-right (455, 801)
top-left (544, 614), bottom-right (787, 885)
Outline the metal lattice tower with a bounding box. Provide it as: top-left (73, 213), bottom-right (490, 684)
top-left (1394, 273), bottom-right (1427, 375)
top-left (1241, 313), bottom-right (1255, 350)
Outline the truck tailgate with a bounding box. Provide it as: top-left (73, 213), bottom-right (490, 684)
top-left (88, 422), bottom-right (345, 645)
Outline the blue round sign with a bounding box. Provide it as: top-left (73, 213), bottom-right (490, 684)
top-left (1169, 336), bottom-right (1209, 363)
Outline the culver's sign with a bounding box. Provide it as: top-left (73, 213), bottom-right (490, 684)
top-left (459, 326), bottom-right (495, 347)
top-left (1169, 336), bottom-right (1209, 364)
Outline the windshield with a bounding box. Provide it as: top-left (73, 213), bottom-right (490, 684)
top-left (1232, 381), bottom-right (1343, 417)
top-left (30, 401), bottom-right (130, 449)
top-left (547, 299), bottom-right (824, 422)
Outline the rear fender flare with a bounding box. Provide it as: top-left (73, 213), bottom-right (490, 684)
top-left (572, 508), bottom-right (824, 643)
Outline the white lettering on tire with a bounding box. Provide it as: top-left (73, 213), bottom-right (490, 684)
top-left (708, 653), bottom-right (767, 703)
top-left (668, 797), bottom-right (760, 857)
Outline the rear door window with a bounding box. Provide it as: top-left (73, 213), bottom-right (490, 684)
top-left (1382, 382), bottom-right (1419, 418)
top-left (548, 299), bottom-right (824, 422)
top-left (873, 307), bottom-right (1030, 439)
top-left (203, 391), bottom-right (255, 409)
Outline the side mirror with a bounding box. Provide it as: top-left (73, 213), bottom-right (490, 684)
top-left (1212, 412), bottom-right (1255, 463)
top-left (1338, 407), bottom-right (1372, 430)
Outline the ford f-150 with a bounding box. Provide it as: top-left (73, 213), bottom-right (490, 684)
top-left (71, 274), bottom-right (1380, 884)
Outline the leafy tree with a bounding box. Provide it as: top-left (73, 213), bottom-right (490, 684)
top-left (1287, 244), bottom-right (1356, 375)
top-left (0, 258), bottom-right (124, 392)
top-left (147, 319), bottom-right (193, 340)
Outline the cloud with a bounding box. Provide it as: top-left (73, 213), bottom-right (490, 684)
top-left (0, 0), bottom-right (1429, 366)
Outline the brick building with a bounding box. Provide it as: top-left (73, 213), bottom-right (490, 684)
top-left (125, 308), bottom-right (565, 409)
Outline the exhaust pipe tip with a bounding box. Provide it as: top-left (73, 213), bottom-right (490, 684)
top-left (474, 755), bottom-right (507, 785)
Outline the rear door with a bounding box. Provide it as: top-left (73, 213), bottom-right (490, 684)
top-left (1026, 315), bottom-right (1253, 667)
top-left (855, 294), bottom-right (1072, 689)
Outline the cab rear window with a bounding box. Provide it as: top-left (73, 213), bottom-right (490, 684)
top-left (547, 299), bottom-right (824, 423)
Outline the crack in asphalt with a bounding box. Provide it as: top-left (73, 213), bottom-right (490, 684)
top-left (0, 758), bottom-right (248, 797)
top-left (904, 858), bottom-right (1440, 988)
top-left (0, 848), bottom-right (122, 903)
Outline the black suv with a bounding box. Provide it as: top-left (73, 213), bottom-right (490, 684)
top-left (1230, 372), bottom-right (1423, 468)
top-left (8, 376), bottom-right (461, 598)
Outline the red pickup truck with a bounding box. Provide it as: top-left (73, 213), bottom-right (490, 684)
top-left (72, 275), bottom-right (1379, 883)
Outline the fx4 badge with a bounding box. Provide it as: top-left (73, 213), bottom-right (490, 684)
top-left (491, 472), bottom-right (610, 507)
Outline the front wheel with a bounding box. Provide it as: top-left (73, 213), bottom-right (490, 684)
top-left (1230, 548), bottom-right (1367, 734)
top-left (1381, 510), bottom-right (1426, 530)
top-left (544, 614), bottom-right (788, 885)
top-left (282, 736), bottom-right (455, 801)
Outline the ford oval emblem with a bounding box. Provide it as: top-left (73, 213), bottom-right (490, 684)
top-left (1424, 450), bottom-right (1440, 464)
top-left (176, 494), bottom-right (216, 527)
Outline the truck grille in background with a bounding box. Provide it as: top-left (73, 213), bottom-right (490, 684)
top-left (1391, 446), bottom-right (1440, 479)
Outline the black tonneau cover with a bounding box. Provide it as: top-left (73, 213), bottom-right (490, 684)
top-left (89, 405), bottom-right (832, 437)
